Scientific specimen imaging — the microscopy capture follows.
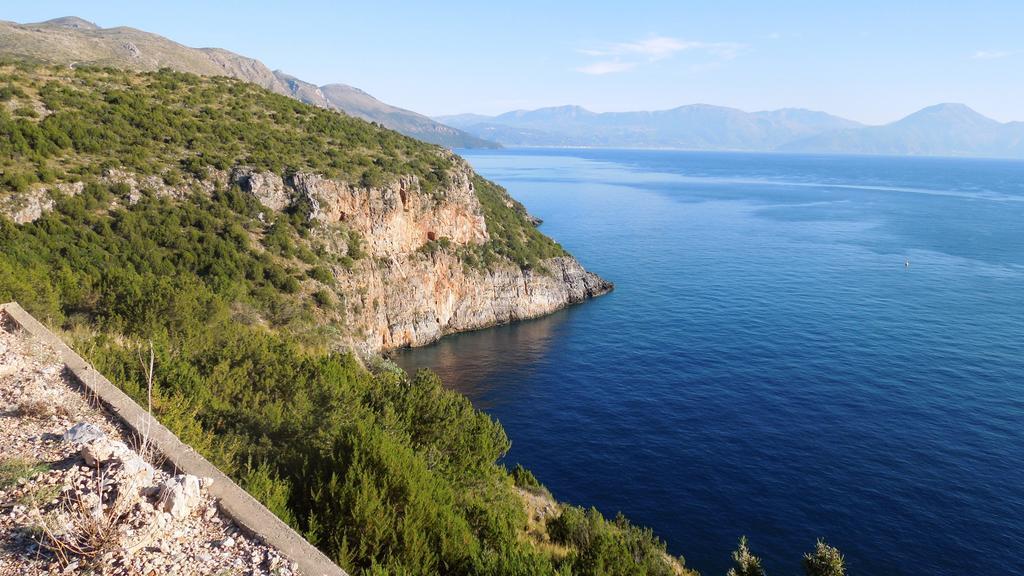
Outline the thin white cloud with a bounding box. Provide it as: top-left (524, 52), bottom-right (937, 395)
top-left (616, 37), bottom-right (694, 60)
top-left (581, 35), bottom-right (744, 61)
top-left (575, 35), bottom-right (744, 75)
top-left (971, 49), bottom-right (1016, 60)
top-left (576, 60), bottom-right (637, 75)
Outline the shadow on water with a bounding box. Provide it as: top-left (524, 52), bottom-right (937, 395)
top-left (389, 307), bottom-right (573, 409)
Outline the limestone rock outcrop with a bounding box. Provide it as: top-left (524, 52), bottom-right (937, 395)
top-left (340, 254), bottom-right (611, 352)
top-left (231, 167), bottom-right (290, 212)
top-left (3, 154), bottom-right (611, 353)
top-left (228, 156), bottom-right (611, 352)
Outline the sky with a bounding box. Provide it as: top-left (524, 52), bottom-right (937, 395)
top-left (5, 1), bottom-right (1024, 124)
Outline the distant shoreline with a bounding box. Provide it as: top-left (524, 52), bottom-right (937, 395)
top-left (458, 145), bottom-right (1024, 162)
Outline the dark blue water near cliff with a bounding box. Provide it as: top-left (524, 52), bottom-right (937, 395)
top-left (393, 150), bottom-right (1024, 576)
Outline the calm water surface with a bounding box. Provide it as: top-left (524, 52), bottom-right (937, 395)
top-left (393, 149), bottom-right (1024, 575)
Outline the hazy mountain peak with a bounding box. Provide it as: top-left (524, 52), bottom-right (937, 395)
top-left (442, 100), bottom-right (1022, 158)
top-left (674, 103), bottom-right (733, 111)
top-left (781, 103), bottom-right (1022, 158)
top-left (918, 102), bottom-right (975, 113)
top-left (536, 104), bottom-right (594, 114)
top-left (892, 103), bottom-right (1003, 133)
top-left (897, 102), bottom-right (996, 126)
top-left (320, 82), bottom-right (371, 98)
top-left (498, 105), bottom-right (596, 121)
top-left (551, 104), bottom-right (594, 114)
top-left (33, 16), bottom-right (100, 30)
top-left (757, 107), bottom-right (862, 121)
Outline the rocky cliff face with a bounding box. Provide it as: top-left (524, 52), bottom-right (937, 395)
top-left (289, 169), bottom-right (489, 256)
top-left (233, 155), bottom-right (611, 353)
top-left (341, 252), bottom-right (609, 352)
top-left (4, 157), bottom-right (610, 354)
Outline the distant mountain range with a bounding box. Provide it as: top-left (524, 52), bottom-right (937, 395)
top-left (0, 17), bottom-right (498, 149)
top-left (5, 17), bottom-right (1020, 158)
top-left (439, 103), bottom-right (1024, 159)
top-left (780, 103), bottom-right (1024, 158)
top-left (438, 105), bottom-right (862, 150)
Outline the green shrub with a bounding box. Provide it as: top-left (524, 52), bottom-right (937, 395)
top-left (346, 230), bottom-right (366, 260)
top-left (727, 536), bottom-right (766, 576)
top-left (0, 82), bottom-right (25, 101)
top-left (308, 265), bottom-right (335, 285)
top-left (240, 459), bottom-right (297, 526)
top-left (2, 171), bottom-right (36, 192)
top-left (803, 539), bottom-right (846, 576)
top-left (13, 106), bottom-right (38, 118)
top-left (466, 177), bottom-right (565, 270)
top-left (511, 464), bottom-right (544, 492)
top-left (547, 506), bottom-right (680, 576)
top-left (313, 288), bottom-right (334, 308)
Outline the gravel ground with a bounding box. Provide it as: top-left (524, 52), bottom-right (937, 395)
top-left (0, 316), bottom-right (298, 576)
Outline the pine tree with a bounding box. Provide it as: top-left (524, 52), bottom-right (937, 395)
top-left (802, 539), bottom-right (846, 576)
top-left (726, 536), bottom-right (766, 576)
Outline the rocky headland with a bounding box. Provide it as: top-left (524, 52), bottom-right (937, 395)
top-left (3, 154), bottom-right (611, 355)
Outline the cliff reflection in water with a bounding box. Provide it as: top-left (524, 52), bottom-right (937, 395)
top-left (390, 308), bottom-right (571, 409)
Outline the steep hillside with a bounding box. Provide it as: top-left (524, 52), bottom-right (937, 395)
top-left (272, 71), bottom-right (498, 149)
top-left (318, 82), bottom-right (499, 149)
top-left (0, 64), bottom-right (606, 354)
top-left (0, 17), bottom-right (496, 148)
top-left (0, 64), bottom-right (712, 576)
top-left (0, 17), bottom-right (285, 90)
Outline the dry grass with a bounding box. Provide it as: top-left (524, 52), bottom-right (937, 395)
top-left (128, 341), bottom-right (165, 470)
top-left (516, 487), bottom-right (571, 561)
top-left (12, 339), bottom-right (167, 570)
top-left (32, 463), bottom-right (159, 568)
top-left (16, 397), bottom-right (73, 419)
top-left (34, 342), bottom-right (168, 568)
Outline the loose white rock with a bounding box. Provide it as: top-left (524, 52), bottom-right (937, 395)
top-left (63, 422), bottom-right (105, 444)
top-left (157, 474), bottom-right (203, 519)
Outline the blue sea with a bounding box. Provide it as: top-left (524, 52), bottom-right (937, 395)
top-left (393, 149), bottom-right (1024, 575)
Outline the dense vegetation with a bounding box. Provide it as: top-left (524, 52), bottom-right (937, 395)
top-left (0, 64), bottom-right (845, 575)
top-left (0, 64), bottom-right (692, 575)
top-left (0, 62), bottom-right (565, 272)
top-left (0, 62), bottom-right (452, 193)
top-left (461, 176), bottom-right (566, 270)
top-left (0, 182), bottom-right (691, 574)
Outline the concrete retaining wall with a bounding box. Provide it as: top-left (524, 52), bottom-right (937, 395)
top-left (0, 302), bottom-right (348, 576)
